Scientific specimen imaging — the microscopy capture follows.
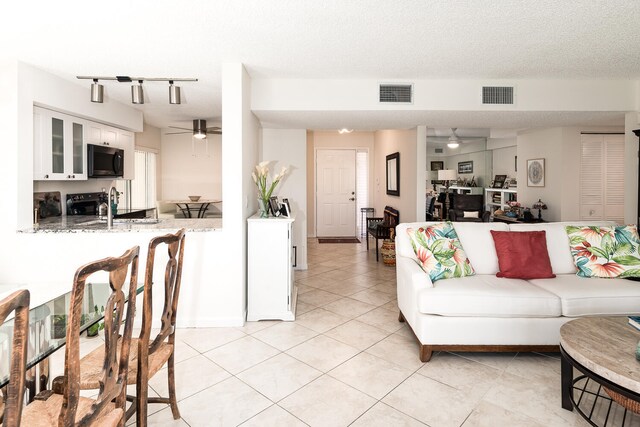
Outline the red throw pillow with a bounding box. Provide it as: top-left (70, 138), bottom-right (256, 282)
top-left (490, 230), bottom-right (556, 279)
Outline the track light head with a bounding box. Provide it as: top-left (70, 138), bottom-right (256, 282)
top-left (131, 80), bottom-right (144, 104)
top-left (169, 80), bottom-right (181, 104)
top-left (90, 79), bottom-right (104, 103)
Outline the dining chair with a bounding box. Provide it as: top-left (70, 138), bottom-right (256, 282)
top-left (22, 246), bottom-right (140, 427)
top-left (77, 229), bottom-right (186, 427)
top-left (0, 289), bottom-right (30, 427)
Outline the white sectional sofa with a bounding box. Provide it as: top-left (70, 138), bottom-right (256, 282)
top-left (395, 221), bottom-right (640, 362)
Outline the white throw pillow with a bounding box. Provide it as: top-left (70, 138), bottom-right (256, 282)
top-left (463, 211), bottom-right (479, 218)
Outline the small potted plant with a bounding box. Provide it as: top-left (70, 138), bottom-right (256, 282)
top-left (86, 305), bottom-right (105, 338)
top-left (51, 314), bottom-right (67, 339)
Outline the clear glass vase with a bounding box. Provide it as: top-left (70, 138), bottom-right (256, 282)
top-left (258, 198), bottom-right (269, 218)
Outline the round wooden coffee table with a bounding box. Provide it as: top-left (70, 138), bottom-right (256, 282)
top-left (560, 317), bottom-right (640, 426)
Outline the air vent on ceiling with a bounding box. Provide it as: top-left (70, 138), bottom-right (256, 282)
top-left (482, 86), bottom-right (514, 105)
top-left (435, 148), bottom-right (444, 154)
top-left (379, 84), bottom-right (413, 103)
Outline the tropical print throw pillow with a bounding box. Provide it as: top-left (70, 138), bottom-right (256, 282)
top-left (565, 225), bottom-right (640, 278)
top-left (407, 222), bottom-right (475, 282)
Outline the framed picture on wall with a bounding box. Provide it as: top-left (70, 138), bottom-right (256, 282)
top-left (457, 161), bottom-right (473, 174)
top-left (430, 161), bottom-right (444, 171)
top-left (527, 158), bottom-right (545, 187)
top-left (386, 152), bottom-right (400, 196)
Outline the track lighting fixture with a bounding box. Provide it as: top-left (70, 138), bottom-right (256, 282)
top-left (131, 80), bottom-right (144, 104)
top-left (169, 80), bottom-right (181, 104)
top-left (77, 76), bottom-right (197, 105)
top-left (90, 79), bottom-right (104, 103)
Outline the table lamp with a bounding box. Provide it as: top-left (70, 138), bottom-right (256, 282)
top-left (438, 169), bottom-right (457, 190)
top-left (532, 199), bottom-right (547, 220)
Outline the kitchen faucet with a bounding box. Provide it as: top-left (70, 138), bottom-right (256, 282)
top-left (107, 186), bottom-right (118, 229)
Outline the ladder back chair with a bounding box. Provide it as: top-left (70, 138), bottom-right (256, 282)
top-left (22, 246), bottom-right (140, 427)
top-left (0, 289), bottom-right (30, 427)
top-left (133, 229), bottom-right (186, 426)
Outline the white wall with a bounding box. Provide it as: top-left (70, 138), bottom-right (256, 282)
top-left (160, 132), bottom-right (222, 201)
top-left (253, 78), bottom-right (636, 112)
top-left (262, 129), bottom-right (308, 269)
top-left (492, 146), bottom-right (517, 180)
top-left (307, 131), bottom-right (376, 236)
top-left (221, 63), bottom-right (261, 324)
top-left (373, 129), bottom-right (418, 222)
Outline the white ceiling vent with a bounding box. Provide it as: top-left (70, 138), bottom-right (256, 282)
top-left (435, 148), bottom-right (444, 154)
top-left (379, 84), bottom-right (413, 103)
top-left (482, 86), bottom-right (514, 105)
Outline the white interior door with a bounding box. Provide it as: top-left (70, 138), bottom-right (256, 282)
top-left (316, 149), bottom-right (357, 237)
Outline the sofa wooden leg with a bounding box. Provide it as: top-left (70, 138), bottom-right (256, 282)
top-left (420, 345), bottom-right (433, 363)
top-left (398, 311), bottom-right (405, 323)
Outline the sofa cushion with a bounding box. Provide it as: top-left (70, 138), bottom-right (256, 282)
top-left (453, 222), bottom-right (509, 275)
top-left (508, 221), bottom-right (615, 275)
top-left (565, 224), bottom-right (640, 278)
top-left (491, 230), bottom-right (556, 279)
top-left (407, 222), bottom-right (474, 282)
top-left (416, 275), bottom-right (562, 317)
top-left (529, 275), bottom-right (640, 316)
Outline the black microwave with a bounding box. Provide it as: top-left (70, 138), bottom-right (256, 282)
top-left (87, 144), bottom-right (124, 178)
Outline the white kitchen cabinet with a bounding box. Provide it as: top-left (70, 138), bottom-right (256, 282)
top-left (247, 214), bottom-right (297, 321)
top-left (33, 107), bottom-right (87, 180)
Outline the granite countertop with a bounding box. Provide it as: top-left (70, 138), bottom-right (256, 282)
top-left (21, 215), bottom-right (222, 233)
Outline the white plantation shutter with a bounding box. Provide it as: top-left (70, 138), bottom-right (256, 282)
top-left (580, 134), bottom-right (624, 223)
top-left (604, 135), bottom-right (625, 223)
top-left (116, 150), bottom-right (157, 209)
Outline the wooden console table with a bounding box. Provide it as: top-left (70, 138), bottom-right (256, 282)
top-left (560, 317), bottom-right (640, 426)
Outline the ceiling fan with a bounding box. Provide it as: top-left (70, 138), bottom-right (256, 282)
top-left (165, 119), bottom-right (222, 139)
top-left (427, 128), bottom-right (484, 148)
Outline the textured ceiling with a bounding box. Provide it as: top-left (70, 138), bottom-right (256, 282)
top-left (2, 0), bottom-right (638, 129)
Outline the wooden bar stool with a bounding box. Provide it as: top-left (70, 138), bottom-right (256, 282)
top-left (22, 246), bottom-right (140, 427)
top-left (0, 289), bottom-right (30, 427)
top-left (77, 229), bottom-right (186, 427)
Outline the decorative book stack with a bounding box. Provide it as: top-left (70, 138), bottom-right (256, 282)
top-left (628, 316), bottom-right (640, 331)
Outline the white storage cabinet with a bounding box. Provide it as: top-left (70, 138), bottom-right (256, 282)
top-left (33, 107), bottom-right (87, 180)
top-left (247, 215), bottom-right (297, 321)
top-left (485, 188), bottom-right (518, 215)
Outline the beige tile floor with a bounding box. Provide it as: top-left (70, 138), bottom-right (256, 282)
top-left (54, 237), bottom-right (639, 426)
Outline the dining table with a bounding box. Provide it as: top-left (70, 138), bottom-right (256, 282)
top-left (0, 282), bottom-right (143, 397)
top-left (162, 199), bottom-right (222, 218)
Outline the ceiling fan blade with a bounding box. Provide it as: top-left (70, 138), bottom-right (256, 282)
top-left (164, 131), bottom-right (191, 135)
top-left (206, 127), bottom-right (222, 131)
top-left (168, 126), bottom-right (192, 131)
top-left (207, 130), bottom-right (222, 135)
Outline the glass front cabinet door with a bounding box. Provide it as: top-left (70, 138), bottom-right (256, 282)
top-left (34, 107), bottom-right (87, 180)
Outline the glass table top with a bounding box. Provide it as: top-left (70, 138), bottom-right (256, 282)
top-left (0, 282), bottom-right (143, 388)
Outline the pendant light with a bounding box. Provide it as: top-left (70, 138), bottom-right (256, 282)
top-left (192, 119), bottom-right (207, 140)
top-left (90, 79), bottom-right (104, 103)
top-left (131, 80), bottom-right (144, 104)
top-left (169, 80), bottom-right (181, 104)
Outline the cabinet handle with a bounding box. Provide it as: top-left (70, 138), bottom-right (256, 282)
top-left (44, 174), bottom-right (49, 179)
top-left (71, 175), bottom-right (75, 178)
top-left (293, 246), bottom-right (297, 268)
top-left (67, 175), bottom-right (71, 178)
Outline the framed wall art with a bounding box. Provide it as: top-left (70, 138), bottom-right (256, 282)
top-left (457, 161), bottom-right (473, 174)
top-left (386, 152), bottom-right (400, 196)
top-left (527, 158), bottom-right (545, 187)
